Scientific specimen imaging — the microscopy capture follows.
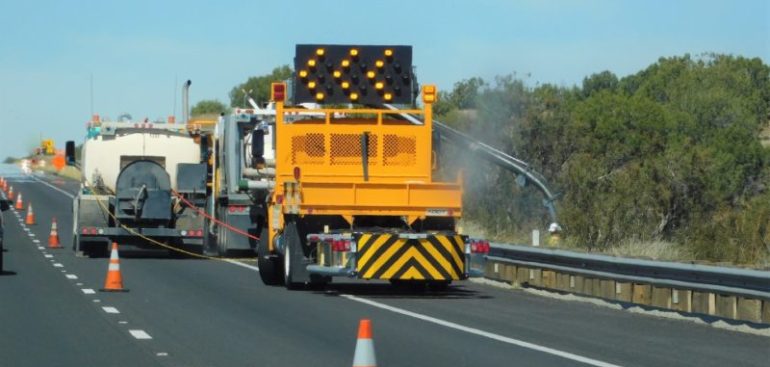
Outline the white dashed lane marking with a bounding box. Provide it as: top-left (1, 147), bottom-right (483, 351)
top-left (129, 330), bottom-right (152, 340)
top-left (81, 289), bottom-right (96, 294)
top-left (53, 263), bottom-right (63, 268)
top-left (102, 307), bottom-right (120, 314)
top-left (44, 254), bottom-right (53, 258)
top-left (65, 274), bottom-right (78, 279)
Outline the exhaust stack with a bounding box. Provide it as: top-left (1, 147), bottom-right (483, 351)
top-left (182, 80), bottom-right (192, 124)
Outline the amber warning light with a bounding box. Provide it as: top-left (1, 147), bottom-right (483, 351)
top-left (293, 44), bottom-right (413, 105)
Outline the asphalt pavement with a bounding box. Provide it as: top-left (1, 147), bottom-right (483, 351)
top-left (0, 169), bottom-right (768, 367)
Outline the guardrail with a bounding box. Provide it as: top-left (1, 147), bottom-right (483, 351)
top-left (485, 243), bottom-right (770, 325)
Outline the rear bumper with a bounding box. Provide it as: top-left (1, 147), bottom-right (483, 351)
top-left (79, 228), bottom-right (203, 247)
top-left (307, 232), bottom-right (484, 281)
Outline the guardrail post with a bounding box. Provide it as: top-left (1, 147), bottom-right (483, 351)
top-left (542, 270), bottom-right (556, 288)
top-left (504, 264), bottom-right (518, 284)
top-left (716, 294), bottom-right (738, 319)
top-left (615, 282), bottom-right (632, 302)
top-left (652, 286), bottom-right (672, 309)
top-left (737, 297), bottom-right (762, 323)
top-left (763, 300), bottom-right (770, 324)
top-left (671, 289), bottom-right (692, 312)
top-left (692, 291), bottom-right (716, 315)
top-left (531, 230), bottom-right (540, 247)
top-left (632, 284), bottom-right (652, 306)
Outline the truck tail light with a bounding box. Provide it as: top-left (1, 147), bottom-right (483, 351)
top-left (81, 227), bottom-right (98, 235)
top-left (271, 82), bottom-right (286, 102)
top-left (471, 240), bottom-right (490, 254)
top-left (332, 239), bottom-right (351, 252)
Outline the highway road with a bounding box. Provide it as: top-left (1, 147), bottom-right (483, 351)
top-left (0, 165), bottom-right (768, 366)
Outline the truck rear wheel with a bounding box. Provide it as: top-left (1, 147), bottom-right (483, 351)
top-left (283, 222), bottom-right (303, 290)
top-left (257, 228), bottom-right (281, 286)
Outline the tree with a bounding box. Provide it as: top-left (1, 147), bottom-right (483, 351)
top-left (191, 99), bottom-right (228, 116)
top-left (229, 65), bottom-right (293, 107)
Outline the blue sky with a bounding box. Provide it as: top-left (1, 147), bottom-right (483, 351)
top-left (0, 0), bottom-right (768, 159)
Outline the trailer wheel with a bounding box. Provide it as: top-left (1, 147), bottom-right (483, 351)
top-left (283, 222), bottom-right (303, 290)
top-left (257, 228), bottom-right (281, 286)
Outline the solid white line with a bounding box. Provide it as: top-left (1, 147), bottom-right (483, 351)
top-left (32, 176), bottom-right (76, 199)
top-left (102, 306), bottom-right (120, 314)
top-left (66, 274), bottom-right (78, 279)
top-left (225, 260), bottom-right (260, 272)
top-left (224, 260), bottom-right (618, 366)
top-left (129, 330), bottom-right (152, 340)
top-left (340, 294), bottom-right (622, 367)
top-left (81, 288), bottom-right (95, 294)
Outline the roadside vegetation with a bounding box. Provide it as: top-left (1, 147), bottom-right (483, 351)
top-left (437, 54), bottom-right (770, 266)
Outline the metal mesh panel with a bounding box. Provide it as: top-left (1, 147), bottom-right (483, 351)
top-left (383, 134), bottom-right (416, 166)
top-left (291, 133), bottom-right (325, 165)
top-left (330, 134), bottom-right (378, 166)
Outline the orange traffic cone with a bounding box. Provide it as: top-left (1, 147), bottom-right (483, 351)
top-left (100, 242), bottom-right (128, 292)
top-left (8, 186), bottom-right (14, 200)
top-left (25, 203), bottom-right (36, 225)
top-left (15, 193), bottom-right (23, 210)
top-left (352, 319), bottom-right (377, 367)
top-left (48, 218), bottom-right (62, 248)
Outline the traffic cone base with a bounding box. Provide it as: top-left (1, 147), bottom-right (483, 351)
top-left (25, 203), bottom-right (36, 225)
top-left (352, 319), bottom-right (377, 367)
top-left (100, 243), bottom-right (129, 292)
top-left (48, 218), bottom-right (62, 249)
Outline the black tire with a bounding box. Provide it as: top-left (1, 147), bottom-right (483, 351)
top-left (257, 227), bottom-right (282, 286)
top-left (283, 222), bottom-right (303, 290)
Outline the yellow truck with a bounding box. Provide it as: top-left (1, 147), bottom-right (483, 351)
top-left (253, 45), bottom-right (488, 289)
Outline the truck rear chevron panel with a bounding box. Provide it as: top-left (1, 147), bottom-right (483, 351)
top-left (356, 234), bottom-right (465, 280)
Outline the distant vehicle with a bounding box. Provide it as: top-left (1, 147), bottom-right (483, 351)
top-left (66, 111), bottom-right (208, 257)
top-left (0, 198), bottom-right (11, 272)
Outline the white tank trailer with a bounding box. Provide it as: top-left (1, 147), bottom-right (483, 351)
top-left (67, 81), bottom-right (209, 256)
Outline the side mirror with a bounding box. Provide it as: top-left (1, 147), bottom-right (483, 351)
top-left (65, 140), bottom-right (76, 166)
top-left (0, 199), bottom-right (10, 211)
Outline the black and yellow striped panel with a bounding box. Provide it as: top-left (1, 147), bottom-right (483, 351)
top-left (356, 234), bottom-right (465, 280)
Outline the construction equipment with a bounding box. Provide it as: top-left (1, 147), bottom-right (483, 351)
top-left (66, 95), bottom-right (209, 256)
top-left (40, 139), bottom-right (56, 155)
top-left (249, 44), bottom-right (487, 289)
